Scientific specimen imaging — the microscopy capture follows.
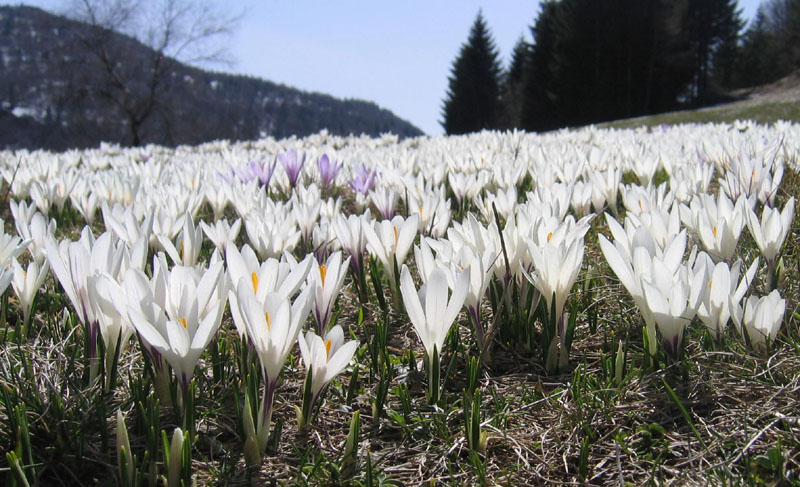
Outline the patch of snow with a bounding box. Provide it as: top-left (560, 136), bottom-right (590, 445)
top-left (12, 106), bottom-right (39, 119)
top-left (210, 80), bottom-right (219, 89)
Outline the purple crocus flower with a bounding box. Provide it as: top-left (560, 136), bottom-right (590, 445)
top-left (216, 170), bottom-right (235, 184)
top-left (317, 154), bottom-right (342, 190)
top-left (278, 149), bottom-right (306, 189)
top-left (249, 157), bottom-right (277, 189)
top-left (349, 164), bottom-right (377, 195)
top-left (231, 163), bottom-right (256, 184)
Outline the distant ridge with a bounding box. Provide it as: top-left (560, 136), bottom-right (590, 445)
top-left (0, 5), bottom-right (423, 151)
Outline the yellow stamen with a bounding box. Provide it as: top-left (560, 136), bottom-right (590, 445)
top-left (265, 312), bottom-right (271, 330)
top-left (712, 226), bottom-right (717, 237)
top-left (708, 279), bottom-right (713, 290)
top-left (181, 239), bottom-right (185, 261)
top-left (638, 199), bottom-right (643, 211)
top-left (319, 264), bottom-right (327, 285)
top-left (178, 317), bottom-right (187, 329)
top-left (251, 272), bottom-right (259, 293)
top-left (325, 339), bottom-right (332, 359)
top-left (393, 226), bottom-right (399, 248)
top-left (547, 232), bottom-right (553, 242)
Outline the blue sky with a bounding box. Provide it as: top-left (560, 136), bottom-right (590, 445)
top-left (19, 0), bottom-right (765, 135)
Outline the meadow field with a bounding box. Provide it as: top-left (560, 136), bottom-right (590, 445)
top-left (0, 121), bottom-right (798, 486)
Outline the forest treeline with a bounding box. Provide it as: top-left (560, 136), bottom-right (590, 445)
top-left (442, 0), bottom-right (800, 134)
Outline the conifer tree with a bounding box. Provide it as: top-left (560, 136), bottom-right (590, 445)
top-left (499, 37), bottom-right (529, 129)
top-left (683, 0), bottom-right (744, 103)
top-left (441, 11), bottom-right (502, 135)
top-left (522, 0), bottom-right (560, 131)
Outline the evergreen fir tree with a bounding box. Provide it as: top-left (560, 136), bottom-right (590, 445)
top-left (499, 36), bottom-right (529, 129)
top-left (522, 0), bottom-right (690, 130)
top-left (521, 0), bottom-right (560, 131)
top-left (441, 11), bottom-right (502, 135)
top-left (683, 0), bottom-right (744, 103)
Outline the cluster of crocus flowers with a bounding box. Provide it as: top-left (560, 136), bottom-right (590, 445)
top-left (126, 255), bottom-right (229, 398)
top-left (735, 290), bottom-right (786, 351)
top-left (694, 255), bottom-right (759, 342)
top-left (600, 215), bottom-right (692, 359)
top-left (364, 214), bottom-right (419, 287)
top-left (680, 190), bottom-right (747, 261)
top-left (1, 117), bottom-right (798, 479)
top-left (46, 229), bottom-right (128, 382)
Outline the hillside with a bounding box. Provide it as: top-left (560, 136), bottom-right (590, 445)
top-left (0, 6), bottom-right (423, 151)
top-left (600, 70), bottom-right (800, 130)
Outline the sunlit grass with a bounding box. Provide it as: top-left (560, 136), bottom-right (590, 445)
top-left (602, 99), bottom-right (800, 130)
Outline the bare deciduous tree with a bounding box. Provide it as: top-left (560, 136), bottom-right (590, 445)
top-left (66, 0), bottom-right (240, 146)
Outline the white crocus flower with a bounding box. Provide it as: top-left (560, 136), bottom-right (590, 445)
top-left (736, 290), bottom-right (785, 351)
top-left (236, 284), bottom-right (312, 450)
top-left (589, 168), bottom-right (621, 215)
top-left (682, 191), bottom-right (746, 261)
top-left (640, 258), bottom-right (704, 359)
top-left (746, 197), bottom-right (795, 270)
top-left (370, 187), bottom-right (398, 220)
top-left (152, 207), bottom-right (187, 247)
top-left (87, 272), bottom-right (135, 388)
top-left (524, 232), bottom-right (584, 327)
top-left (400, 265), bottom-right (468, 404)
top-left (298, 325), bottom-right (358, 399)
top-left (200, 218), bottom-right (241, 254)
top-left (10, 200), bottom-right (36, 233)
top-left (46, 229), bottom-right (127, 372)
top-left (71, 180), bottom-right (99, 225)
top-left (12, 202), bottom-right (55, 263)
top-left (448, 171), bottom-right (483, 208)
top-left (408, 187), bottom-right (451, 238)
top-left (363, 214), bottom-right (419, 284)
top-left (0, 220), bottom-right (30, 271)
top-left (11, 258), bottom-right (49, 331)
top-left (292, 199), bottom-right (321, 248)
top-left (243, 211), bottom-right (301, 260)
top-left (297, 325), bottom-right (359, 429)
top-left (18, 212), bottom-right (57, 264)
top-left (158, 213), bottom-right (203, 267)
top-left (310, 251), bottom-right (350, 335)
top-left (332, 213), bottom-right (369, 277)
top-left (226, 244), bottom-right (312, 341)
top-left (695, 256), bottom-right (759, 341)
top-left (126, 259), bottom-right (228, 395)
top-left (600, 228), bottom-right (688, 356)
top-left (102, 202), bottom-right (154, 249)
top-left (475, 186), bottom-right (517, 222)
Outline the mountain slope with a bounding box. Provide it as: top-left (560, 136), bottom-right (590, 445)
top-left (600, 70), bottom-right (800, 130)
top-left (0, 6), bottom-right (423, 150)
